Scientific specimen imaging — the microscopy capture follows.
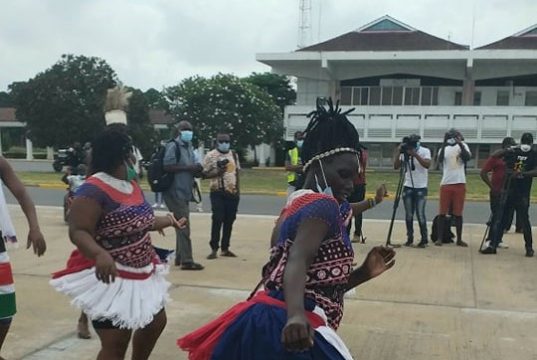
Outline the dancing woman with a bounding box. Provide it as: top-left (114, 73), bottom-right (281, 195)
top-left (51, 127), bottom-right (186, 360)
top-left (178, 100), bottom-right (396, 359)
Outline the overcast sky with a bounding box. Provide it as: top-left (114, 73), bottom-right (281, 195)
top-left (1, 0), bottom-right (536, 92)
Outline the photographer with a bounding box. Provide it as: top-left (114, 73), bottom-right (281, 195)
top-left (481, 133), bottom-right (537, 257)
top-left (203, 132), bottom-right (240, 260)
top-left (394, 134), bottom-right (431, 248)
top-left (480, 137), bottom-right (516, 249)
top-left (436, 129), bottom-right (471, 247)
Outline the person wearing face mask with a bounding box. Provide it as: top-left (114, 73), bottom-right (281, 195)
top-left (482, 133), bottom-right (537, 257)
top-left (178, 99), bottom-right (394, 359)
top-left (285, 131), bottom-right (305, 197)
top-left (51, 127), bottom-right (187, 359)
top-left (479, 137), bottom-right (516, 250)
top-left (202, 132), bottom-right (241, 260)
top-left (162, 121), bottom-right (204, 270)
top-left (436, 129), bottom-right (471, 248)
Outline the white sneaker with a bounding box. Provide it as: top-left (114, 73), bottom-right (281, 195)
top-left (483, 240), bottom-right (491, 250)
top-left (498, 242), bottom-right (509, 249)
top-left (159, 204), bottom-right (166, 209)
top-left (152, 204), bottom-right (158, 209)
top-left (196, 206), bottom-right (203, 213)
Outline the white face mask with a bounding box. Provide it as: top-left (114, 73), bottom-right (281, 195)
top-left (520, 144), bottom-right (532, 152)
top-left (446, 138), bottom-right (456, 145)
top-left (315, 160), bottom-right (334, 197)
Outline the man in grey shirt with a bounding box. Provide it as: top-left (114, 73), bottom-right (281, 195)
top-left (163, 121), bottom-right (204, 270)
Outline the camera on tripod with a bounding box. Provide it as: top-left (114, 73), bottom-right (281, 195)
top-left (400, 134), bottom-right (421, 154)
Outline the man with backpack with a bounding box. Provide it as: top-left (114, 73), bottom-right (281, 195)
top-left (203, 132), bottom-right (241, 260)
top-left (162, 121), bottom-right (204, 270)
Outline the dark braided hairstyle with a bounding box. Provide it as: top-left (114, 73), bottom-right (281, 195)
top-left (301, 98), bottom-right (361, 168)
top-left (90, 126), bottom-right (133, 175)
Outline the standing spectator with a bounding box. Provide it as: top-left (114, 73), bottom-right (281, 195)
top-left (203, 132), bottom-right (241, 259)
top-left (163, 121), bottom-right (204, 270)
top-left (347, 144), bottom-right (368, 242)
top-left (480, 137), bottom-right (516, 249)
top-left (436, 129), bottom-right (471, 247)
top-left (131, 145), bottom-right (144, 179)
top-left (193, 147), bottom-right (204, 213)
top-left (481, 133), bottom-right (537, 257)
top-left (285, 131), bottom-right (304, 197)
top-left (394, 135), bottom-right (431, 248)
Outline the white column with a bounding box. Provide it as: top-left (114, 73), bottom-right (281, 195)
top-left (46, 146), bottom-right (54, 160)
top-left (257, 144), bottom-right (266, 167)
top-left (25, 138), bottom-right (33, 160)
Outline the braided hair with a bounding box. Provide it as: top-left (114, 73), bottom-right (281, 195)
top-left (90, 126), bottom-right (133, 175)
top-left (301, 98), bottom-right (361, 169)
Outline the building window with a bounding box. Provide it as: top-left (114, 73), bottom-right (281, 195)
top-left (393, 87), bottom-right (403, 105)
top-left (381, 87), bottom-right (393, 105)
top-left (404, 87), bottom-right (420, 105)
top-left (420, 87), bottom-right (438, 105)
top-left (473, 91), bottom-right (482, 106)
top-left (370, 87), bottom-right (381, 105)
top-left (525, 91), bottom-right (537, 106)
top-left (454, 92), bottom-right (462, 106)
top-left (340, 87), bottom-right (352, 105)
top-left (496, 90), bottom-right (509, 106)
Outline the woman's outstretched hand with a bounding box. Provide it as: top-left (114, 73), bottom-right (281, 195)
top-left (362, 246), bottom-right (396, 280)
top-left (375, 184), bottom-right (388, 204)
top-left (281, 314), bottom-right (314, 352)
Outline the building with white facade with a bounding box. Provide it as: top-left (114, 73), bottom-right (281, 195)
top-left (257, 16), bottom-right (537, 168)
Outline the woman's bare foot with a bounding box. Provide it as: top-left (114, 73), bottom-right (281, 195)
top-left (77, 313), bottom-right (91, 339)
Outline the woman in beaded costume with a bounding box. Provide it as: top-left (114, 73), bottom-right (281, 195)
top-left (178, 99), bottom-right (396, 360)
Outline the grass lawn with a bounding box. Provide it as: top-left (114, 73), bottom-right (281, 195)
top-left (15, 169), bottom-right (537, 201)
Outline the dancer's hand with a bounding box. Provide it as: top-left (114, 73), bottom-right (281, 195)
top-left (167, 214), bottom-right (187, 229)
top-left (95, 251), bottom-right (117, 284)
top-left (362, 246), bottom-right (396, 280)
top-left (375, 184), bottom-right (387, 204)
top-left (282, 314), bottom-right (314, 352)
top-left (27, 228), bottom-right (46, 256)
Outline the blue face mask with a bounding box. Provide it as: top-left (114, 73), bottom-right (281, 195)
top-left (296, 140), bottom-right (304, 148)
top-left (416, 142), bottom-right (421, 150)
top-left (180, 130), bottom-right (193, 142)
top-left (218, 142), bottom-right (230, 153)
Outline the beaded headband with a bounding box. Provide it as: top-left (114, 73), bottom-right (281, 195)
top-left (303, 147), bottom-right (360, 172)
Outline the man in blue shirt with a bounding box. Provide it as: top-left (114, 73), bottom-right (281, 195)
top-left (163, 121), bottom-right (204, 270)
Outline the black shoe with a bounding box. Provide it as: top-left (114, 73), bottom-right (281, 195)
top-left (480, 247), bottom-right (497, 255)
top-left (181, 262), bottom-right (205, 270)
top-left (526, 249), bottom-right (534, 257)
top-left (206, 251), bottom-right (217, 260)
top-left (174, 258), bottom-right (181, 267)
top-left (434, 241), bottom-right (442, 246)
top-left (221, 250), bottom-right (237, 257)
top-left (416, 241), bottom-right (428, 248)
top-left (404, 240), bottom-right (413, 247)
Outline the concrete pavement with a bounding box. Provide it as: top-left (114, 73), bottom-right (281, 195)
top-left (3, 205), bottom-right (537, 359)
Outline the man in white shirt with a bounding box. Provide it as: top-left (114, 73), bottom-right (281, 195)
top-left (436, 129), bottom-right (472, 247)
top-left (394, 135), bottom-right (431, 248)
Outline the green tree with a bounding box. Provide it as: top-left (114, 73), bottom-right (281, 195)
top-left (0, 91), bottom-right (12, 107)
top-left (126, 88), bottom-right (157, 158)
top-left (245, 72), bottom-right (296, 114)
top-left (9, 54), bottom-right (117, 148)
top-left (165, 73), bottom-right (282, 152)
top-left (144, 88), bottom-right (169, 110)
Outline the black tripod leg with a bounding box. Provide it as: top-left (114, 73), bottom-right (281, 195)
top-left (386, 165), bottom-right (406, 247)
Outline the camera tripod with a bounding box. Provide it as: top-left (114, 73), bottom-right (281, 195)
top-left (479, 170), bottom-right (514, 252)
top-left (386, 153), bottom-right (416, 247)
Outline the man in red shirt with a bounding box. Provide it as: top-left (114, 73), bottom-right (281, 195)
top-left (480, 137), bottom-right (516, 249)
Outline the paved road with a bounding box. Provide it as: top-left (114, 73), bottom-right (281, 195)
top-left (7, 187), bottom-right (537, 227)
top-left (6, 159), bottom-right (56, 172)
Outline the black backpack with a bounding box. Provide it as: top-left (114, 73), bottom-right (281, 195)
top-left (430, 215), bottom-right (455, 243)
top-left (146, 140), bottom-right (181, 193)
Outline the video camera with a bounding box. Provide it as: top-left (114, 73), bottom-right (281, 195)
top-left (217, 158), bottom-right (230, 169)
top-left (400, 134), bottom-right (421, 154)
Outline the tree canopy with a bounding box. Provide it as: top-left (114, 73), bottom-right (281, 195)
top-left (9, 54), bottom-right (117, 148)
top-left (245, 72), bottom-right (296, 114)
top-left (165, 73), bottom-right (282, 150)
